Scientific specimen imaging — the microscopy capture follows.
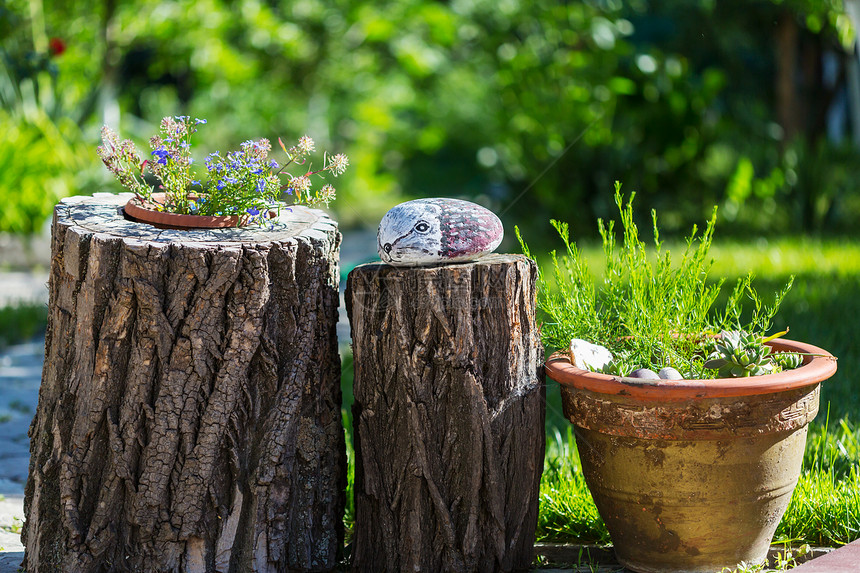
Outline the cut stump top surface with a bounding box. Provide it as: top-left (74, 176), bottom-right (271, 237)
top-left (58, 192), bottom-right (338, 246)
top-left (350, 253), bottom-right (529, 274)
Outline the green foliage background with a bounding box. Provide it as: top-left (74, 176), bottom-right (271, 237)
top-left (2, 0), bottom-right (859, 237)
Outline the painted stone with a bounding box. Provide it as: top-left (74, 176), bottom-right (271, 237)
top-left (569, 339), bottom-right (613, 372)
top-left (377, 198), bottom-right (503, 266)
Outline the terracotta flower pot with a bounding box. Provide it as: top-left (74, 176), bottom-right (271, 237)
top-left (124, 193), bottom-right (255, 229)
top-left (544, 338), bottom-right (837, 573)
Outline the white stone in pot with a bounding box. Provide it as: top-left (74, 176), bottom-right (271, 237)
top-left (569, 339), bottom-right (613, 371)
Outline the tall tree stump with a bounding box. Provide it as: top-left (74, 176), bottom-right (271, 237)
top-left (346, 254), bottom-right (545, 573)
top-left (23, 193), bottom-right (345, 573)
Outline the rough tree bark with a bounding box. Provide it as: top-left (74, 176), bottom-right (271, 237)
top-left (23, 193), bottom-right (345, 573)
top-left (346, 254), bottom-right (545, 573)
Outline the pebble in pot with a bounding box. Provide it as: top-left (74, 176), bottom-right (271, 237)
top-left (377, 198), bottom-right (503, 266)
top-left (628, 368), bottom-right (661, 380)
top-left (658, 367), bottom-right (684, 380)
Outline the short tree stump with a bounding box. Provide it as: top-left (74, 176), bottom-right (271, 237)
top-left (346, 254), bottom-right (545, 572)
top-left (24, 193), bottom-right (345, 572)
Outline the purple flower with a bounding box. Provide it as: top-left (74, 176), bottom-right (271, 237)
top-left (195, 118), bottom-right (207, 125)
top-left (192, 180), bottom-right (201, 186)
top-left (246, 207), bottom-right (260, 216)
top-left (256, 179), bottom-right (266, 193)
top-left (217, 180), bottom-right (227, 191)
top-left (268, 160), bottom-right (279, 169)
top-left (151, 147), bottom-right (170, 165)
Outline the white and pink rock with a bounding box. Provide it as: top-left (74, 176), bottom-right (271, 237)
top-left (377, 198), bottom-right (503, 266)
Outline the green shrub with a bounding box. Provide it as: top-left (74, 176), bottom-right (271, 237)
top-left (0, 109), bottom-right (87, 234)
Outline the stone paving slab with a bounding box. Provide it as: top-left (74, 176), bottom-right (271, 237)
top-left (790, 538), bottom-right (860, 572)
top-left (0, 230), bottom-right (51, 271)
top-left (0, 334), bottom-right (39, 568)
top-left (0, 339), bottom-right (41, 498)
top-left (0, 551), bottom-right (23, 573)
top-left (0, 272), bottom-right (49, 309)
top-left (0, 495), bottom-right (24, 571)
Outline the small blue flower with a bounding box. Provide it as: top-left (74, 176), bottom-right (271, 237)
top-left (217, 180), bottom-right (227, 191)
top-left (195, 118), bottom-right (207, 125)
top-left (192, 180), bottom-right (201, 186)
top-left (256, 179), bottom-right (266, 193)
top-left (151, 147), bottom-right (170, 165)
top-left (268, 160), bottom-right (279, 169)
top-left (246, 207), bottom-right (260, 216)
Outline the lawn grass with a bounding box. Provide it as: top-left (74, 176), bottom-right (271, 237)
top-left (538, 426), bottom-right (609, 544)
top-left (776, 416), bottom-right (860, 546)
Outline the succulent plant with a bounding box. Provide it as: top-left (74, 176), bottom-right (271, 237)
top-left (600, 359), bottom-right (629, 376)
top-left (773, 352), bottom-right (804, 370)
top-left (704, 330), bottom-right (776, 378)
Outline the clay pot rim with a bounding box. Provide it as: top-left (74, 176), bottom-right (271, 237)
top-left (545, 337), bottom-right (837, 400)
top-left (124, 192), bottom-right (267, 229)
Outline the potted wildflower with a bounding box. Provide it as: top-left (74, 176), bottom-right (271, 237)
top-left (97, 115), bottom-right (348, 229)
top-left (519, 184), bottom-right (837, 573)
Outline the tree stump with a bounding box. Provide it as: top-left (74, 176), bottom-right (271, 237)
top-left (23, 193), bottom-right (345, 573)
top-left (346, 254), bottom-right (545, 573)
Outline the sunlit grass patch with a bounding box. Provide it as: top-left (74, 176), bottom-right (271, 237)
top-left (776, 417), bottom-right (860, 546)
top-left (536, 426), bottom-right (609, 544)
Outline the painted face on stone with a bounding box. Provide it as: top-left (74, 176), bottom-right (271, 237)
top-left (377, 201), bottom-right (443, 265)
top-left (377, 198), bottom-right (504, 266)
